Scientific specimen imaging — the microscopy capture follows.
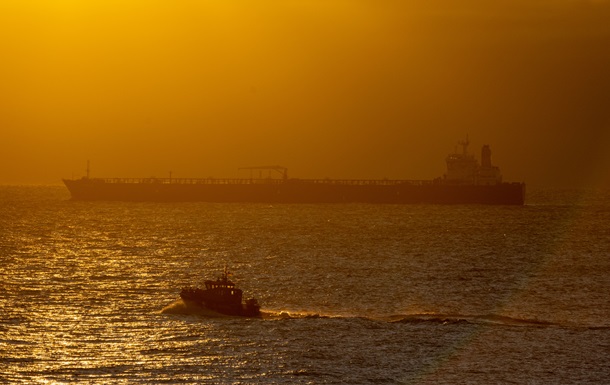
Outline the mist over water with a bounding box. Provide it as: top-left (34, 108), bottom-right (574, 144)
top-left (1, 186), bottom-right (609, 384)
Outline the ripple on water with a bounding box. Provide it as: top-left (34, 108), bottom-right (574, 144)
top-left (2, 187), bottom-right (610, 383)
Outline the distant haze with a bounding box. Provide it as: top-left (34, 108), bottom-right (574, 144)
top-left (1, 1), bottom-right (609, 187)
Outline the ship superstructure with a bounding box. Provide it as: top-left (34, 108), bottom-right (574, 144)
top-left (444, 138), bottom-right (502, 185)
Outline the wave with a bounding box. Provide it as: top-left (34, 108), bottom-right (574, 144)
top-left (261, 310), bottom-right (334, 320)
top-left (161, 301), bottom-right (334, 319)
top-left (388, 313), bottom-right (556, 327)
top-left (161, 303), bottom-right (609, 329)
top-left (257, 310), bottom-right (560, 327)
top-left (161, 301), bottom-right (551, 326)
top-left (160, 299), bottom-right (233, 318)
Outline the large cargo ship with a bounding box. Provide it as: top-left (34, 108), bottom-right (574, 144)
top-left (63, 139), bottom-right (525, 205)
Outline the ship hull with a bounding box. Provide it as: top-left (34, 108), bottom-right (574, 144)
top-left (63, 178), bottom-right (525, 205)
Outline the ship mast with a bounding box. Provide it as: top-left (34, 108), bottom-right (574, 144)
top-left (458, 136), bottom-right (470, 155)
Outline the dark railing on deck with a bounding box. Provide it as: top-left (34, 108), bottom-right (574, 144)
top-left (84, 177), bottom-right (434, 187)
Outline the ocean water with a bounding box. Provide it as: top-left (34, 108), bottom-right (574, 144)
top-left (1, 186), bottom-right (609, 384)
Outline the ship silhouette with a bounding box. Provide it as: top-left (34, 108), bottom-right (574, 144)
top-left (63, 139), bottom-right (525, 205)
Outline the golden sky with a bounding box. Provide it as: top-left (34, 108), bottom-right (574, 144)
top-left (1, 0), bottom-right (609, 187)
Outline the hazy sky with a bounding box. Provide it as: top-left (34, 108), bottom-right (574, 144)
top-left (1, 0), bottom-right (609, 187)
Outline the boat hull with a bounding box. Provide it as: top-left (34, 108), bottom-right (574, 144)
top-left (63, 178), bottom-right (525, 205)
top-left (179, 292), bottom-right (261, 318)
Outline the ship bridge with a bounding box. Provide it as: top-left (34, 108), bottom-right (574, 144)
top-left (444, 138), bottom-right (502, 185)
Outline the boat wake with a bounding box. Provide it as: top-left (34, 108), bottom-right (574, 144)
top-left (261, 311), bottom-right (557, 327)
top-left (260, 310), bottom-right (335, 320)
top-left (162, 303), bottom-right (603, 329)
top-left (161, 301), bottom-right (331, 319)
top-left (161, 299), bottom-right (232, 318)
top-left (386, 313), bottom-right (556, 327)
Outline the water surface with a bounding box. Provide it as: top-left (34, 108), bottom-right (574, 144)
top-left (1, 186), bottom-right (609, 384)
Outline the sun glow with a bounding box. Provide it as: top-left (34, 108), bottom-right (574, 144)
top-left (1, 1), bottom-right (609, 186)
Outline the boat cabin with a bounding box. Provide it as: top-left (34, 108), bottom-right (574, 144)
top-left (203, 275), bottom-right (243, 304)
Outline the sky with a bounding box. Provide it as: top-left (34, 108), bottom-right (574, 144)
top-left (1, 0), bottom-right (609, 187)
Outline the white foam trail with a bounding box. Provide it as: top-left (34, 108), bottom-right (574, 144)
top-left (161, 299), bottom-right (229, 317)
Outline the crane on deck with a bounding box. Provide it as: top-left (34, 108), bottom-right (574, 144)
top-left (238, 165), bottom-right (288, 180)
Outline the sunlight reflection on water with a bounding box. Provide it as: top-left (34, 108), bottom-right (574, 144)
top-left (1, 186), bottom-right (609, 383)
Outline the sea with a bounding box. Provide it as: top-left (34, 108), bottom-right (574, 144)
top-left (1, 186), bottom-right (609, 384)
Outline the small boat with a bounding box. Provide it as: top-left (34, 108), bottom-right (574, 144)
top-left (180, 268), bottom-right (261, 317)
